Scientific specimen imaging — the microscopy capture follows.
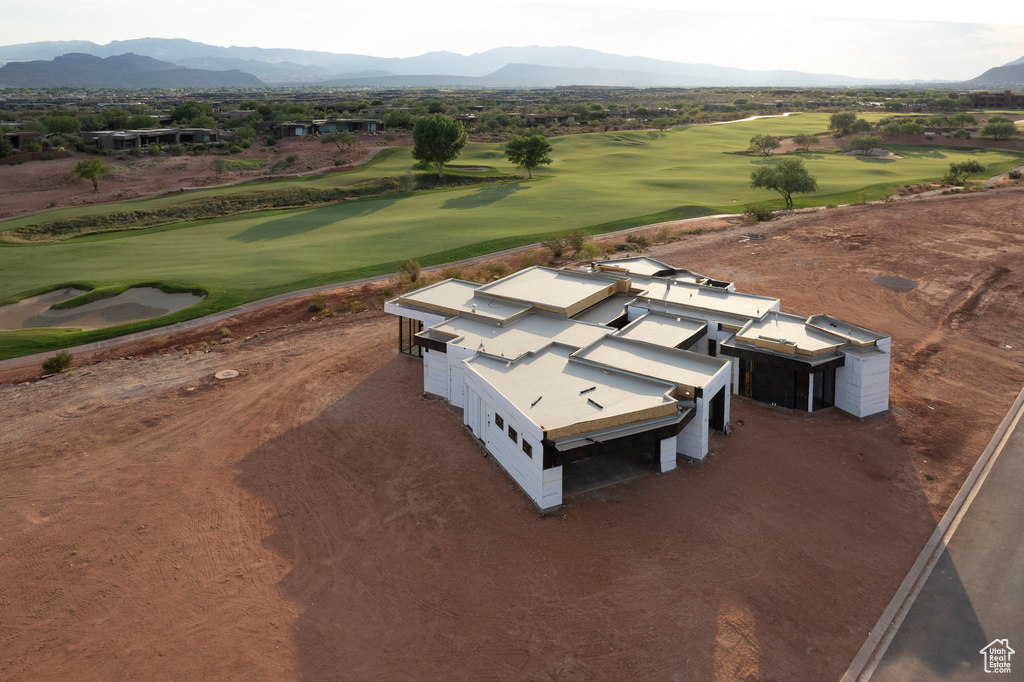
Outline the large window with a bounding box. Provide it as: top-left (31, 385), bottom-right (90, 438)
top-left (508, 425), bottom-right (518, 443)
top-left (399, 317), bottom-right (423, 357)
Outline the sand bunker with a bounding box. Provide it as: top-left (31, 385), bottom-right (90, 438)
top-left (0, 286), bottom-right (205, 331)
top-left (871, 275), bottom-right (918, 291)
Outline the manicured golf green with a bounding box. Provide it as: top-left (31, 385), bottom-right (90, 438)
top-left (1, 112), bottom-right (1020, 359)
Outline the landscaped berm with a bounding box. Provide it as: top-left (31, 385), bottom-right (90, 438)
top-left (1, 188), bottom-right (1021, 681)
top-left (0, 286), bottom-right (205, 331)
top-left (1, 113), bottom-right (1021, 359)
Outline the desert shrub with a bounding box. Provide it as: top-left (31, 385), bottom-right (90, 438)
top-left (334, 159), bottom-right (348, 166)
top-left (307, 293), bottom-right (329, 312)
top-left (484, 261), bottom-right (512, 280)
top-left (952, 128), bottom-right (972, 139)
top-left (564, 229), bottom-right (591, 254)
top-left (129, 147), bottom-right (143, 157)
top-left (625, 234), bottom-right (651, 250)
top-left (1009, 169), bottom-right (1022, 180)
top-left (577, 242), bottom-right (602, 260)
top-left (655, 225), bottom-right (672, 243)
top-left (384, 131), bottom-right (398, 141)
top-left (148, 144), bottom-right (161, 156)
top-left (219, 326), bottom-right (232, 338)
top-left (41, 350), bottom-right (73, 374)
top-left (744, 204), bottom-right (774, 223)
top-left (169, 144), bottom-right (184, 156)
top-left (26, 142), bottom-right (42, 152)
top-left (518, 251), bottom-right (542, 268)
top-left (229, 145), bottom-right (243, 154)
top-left (399, 258), bottom-right (421, 282)
top-left (440, 266), bottom-right (464, 280)
top-left (542, 236), bottom-right (566, 259)
top-left (349, 300), bottom-right (367, 313)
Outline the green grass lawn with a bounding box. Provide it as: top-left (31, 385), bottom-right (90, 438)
top-left (2, 113), bottom-right (1021, 359)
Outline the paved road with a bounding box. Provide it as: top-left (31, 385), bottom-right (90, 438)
top-left (868, 402), bottom-right (1024, 681)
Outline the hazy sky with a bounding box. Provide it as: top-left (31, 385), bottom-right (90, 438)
top-left (3, 0), bottom-right (1024, 81)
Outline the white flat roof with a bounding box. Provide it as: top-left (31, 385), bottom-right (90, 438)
top-left (475, 266), bottom-right (621, 313)
top-left (432, 311), bottom-right (611, 359)
top-left (396, 279), bottom-right (531, 320)
top-left (807, 314), bottom-right (887, 346)
top-left (738, 312), bottom-right (846, 355)
top-left (639, 280), bottom-right (778, 320)
top-left (571, 292), bottom-right (631, 325)
top-left (573, 336), bottom-right (728, 397)
top-left (615, 311), bottom-right (706, 348)
top-left (599, 256), bottom-right (673, 276)
top-left (464, 344), bottom-right (677, 438)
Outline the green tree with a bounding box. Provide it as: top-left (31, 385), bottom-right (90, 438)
top-left (851, 118), bottom-right (873, 133)
top-left (943, 159), bottom-right (985, 185)
top-left (101, 107), bottom-right (130, 130)
top-left (651, 116), bottom-right (673, 131)
top-left (849, 134), bottom-right (883, 155)
top-left (190, 115), bottom-right (217, 129)
top-left (980, 117), bottom-right (1016, 140)
top-left (750, 157), bottom-right (818, 209)
top-left (0, 135), bottom-right (12, 158)
top-left (749, 134), bottom-right (780, 156)
top-left (900, 121), bottom-right (924, 135)
top-left (44, 115), bottom-right (81, 134)
top-left (412, 114), bottom-right (467, 179)
top-left (792, 132), bottom-right (817, 152)
top-left (320, 131), bottom-right (357, 151)
top-left (171, 101), bottom-right (212, 123)
top-left (73, 158), bottom-right (109, 192)
top-left (503, 134), bottom-right (553, 178)
top-left (828, 111), bottom-right (858, 135)
top-left (950, 112), bottom-right (976, 129)
top-left (127, 113), bottom-right (158, 129)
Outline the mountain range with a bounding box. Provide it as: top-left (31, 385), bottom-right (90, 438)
top-left (0, 38), bottom-right (1011, 89)
top-left (0, 52), bottom-right (263, 88)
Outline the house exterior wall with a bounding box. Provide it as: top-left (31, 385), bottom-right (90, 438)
top-left (422, 348), bottom-right (447, 397)
top-left (463, 369), bottom-right (554, 508)
top-left (676, 362), bottom-right (730, 460)
top-left (835, 350), bottom-right (890, 418)
top-left (659, 436), bottom-right (677, 472)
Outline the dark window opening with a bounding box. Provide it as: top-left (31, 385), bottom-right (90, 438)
top-left (522, 440), bottom-right (533, 457)
top-left (813, 367), bottom-right (836, 410)
top-left (508, 425), bottom-right (518, 443)
top-left (708, 386), bottom-right (726, 431)
top-left (399, 317), bottom-right (423, 357)
top-left (495, 413), bottom-right (504, 429)
top-left (708, 339), bottom-right (717, 357)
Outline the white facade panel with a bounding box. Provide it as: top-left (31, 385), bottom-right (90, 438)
top-left (383, 303), bottom-right (445, 328)
top-left (835, 350), bottom-right (890, 418)
top-left (678, 398), bottom-right (708, 460)
top-left (463, 369), bottom-right (551, 509)
top-left (660, 436), bottom-right (677, 472)
top-left (422, 349), bottom-right (448, 398)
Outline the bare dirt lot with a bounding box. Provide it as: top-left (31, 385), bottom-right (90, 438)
top-left (0, 132), bottom-right (413, 219)
top-left (2, 188), bottom-right (1023, 681)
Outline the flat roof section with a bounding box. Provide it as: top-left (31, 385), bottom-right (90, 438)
top-left (464, 344), bottom-right (677, 440)
top-left (807, 314), bottom-right (887, 346)
top-left (638, 280), bottom-right (778, 321)
top-left (431, 311), bottom-right (612, 359)
top-left (475, 266), bottom-right (629, 317)
top-left (571, 292), bottom-right (632, 325)
top-left (615, 311), bottom-right (706, 349)
top-left (598, 256), bottom-right (674, 277)
top-left (736, 312), bottom-right (847, 357)
top-left (395, 279), bottom-right (531, 321)
top-left (573, 335), bottom-right (728, 399)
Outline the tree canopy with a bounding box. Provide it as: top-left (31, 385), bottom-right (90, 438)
top-left (849, 134), bottom-right (883, 155)
top-left (73, 159), bottom-right (109, 192)
top-left (828, 112), bottom-right (858, 135)
top-left (412, 114), bottom-right (467, 179)
top-left (944, 159), bottom-right (985, 185)
top-left (980, 117), bottom-right (1016, 140)
top-left (504, 134), bottom-right (553, 178)
top-left (321, 131), bottom-right (357, 151)
top-left (792, 132), bottom-right (817, 152)
top-left (750, 157), bottom-right (818, 209)
top-left (749, 134), bottom-right (780, 156)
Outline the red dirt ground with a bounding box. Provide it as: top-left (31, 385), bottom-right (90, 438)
top-left (0, 132), bottom-right (413, 219)
top-left (2, 188), bottom-right (1023, 680)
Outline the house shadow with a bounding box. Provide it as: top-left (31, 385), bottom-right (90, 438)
top-left (869, 548), bottom-right (990, 680)
top-left (440, 183), bottom-right (527, 210)
top-left (228, 196), bottom-right (397, 242)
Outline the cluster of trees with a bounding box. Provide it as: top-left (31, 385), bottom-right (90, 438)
top-left (411, 114), bottom-right (553, 180)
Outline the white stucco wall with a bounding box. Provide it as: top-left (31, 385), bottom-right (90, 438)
top-left (835, 349), bottom-right (890, 418)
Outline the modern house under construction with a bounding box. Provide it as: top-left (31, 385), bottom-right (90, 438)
top-left (385, 258), bottom-right (890, 510)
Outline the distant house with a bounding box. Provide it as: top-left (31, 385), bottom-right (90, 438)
top-left (4, 130), bottom-right (42, 150)
top-left (258, 119), bottom-right (385, 138)
top-left (963, 90), bottom-right (1024, 109)
top-left (453, 114), bottom-right (477, 128)
top-left (80, 127), bottom-right (218, 151)
top-left (516, 112), bottom-right (577, 126)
